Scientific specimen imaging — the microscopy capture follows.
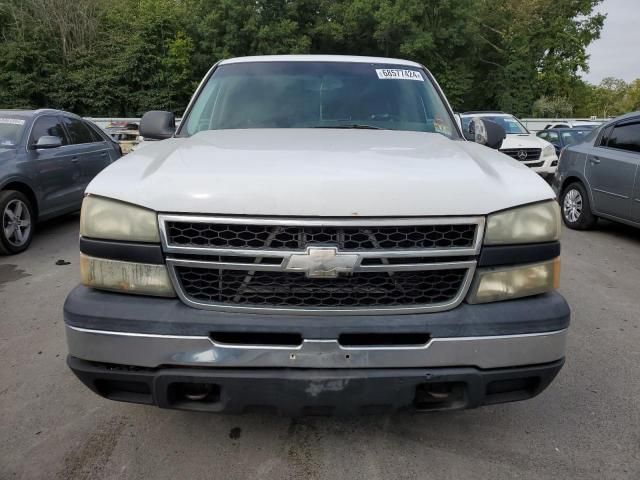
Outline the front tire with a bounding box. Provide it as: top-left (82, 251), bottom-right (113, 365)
top-left (0, 190), bottom-right (35, 255)
top-left (561, 182), bottom-right (597, 230)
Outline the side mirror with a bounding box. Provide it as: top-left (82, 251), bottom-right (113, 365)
top-left (34, 135), bottom-right (62, 149)
top-left (140, 111), bottom-right (176, 140)
top-left (470, 118), bottom-right (505, 150)
top-left (552, 143), bottom-right (561, 155)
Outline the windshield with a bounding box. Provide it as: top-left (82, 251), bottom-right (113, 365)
top-left (560, 129), bottom-right (590, 146)
top-left (461, 115), bottom-right (528, 134)
top-left (0, 116), bottom-right (27, 147)
top-left (181, 62), bottom-right (458, 138)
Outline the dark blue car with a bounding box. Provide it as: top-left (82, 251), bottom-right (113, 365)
top-left (537, 127), bottom-right (593, 156)
top-left (0, 109), bottom-right (121, 254)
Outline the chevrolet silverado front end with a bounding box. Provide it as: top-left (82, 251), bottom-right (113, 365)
top-left (64, 56), bottom-right (569, 414)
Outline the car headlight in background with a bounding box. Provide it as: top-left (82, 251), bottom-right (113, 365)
top-left (80, 254), bottom-right (175, 297)
top-left (467, 258), bottom-right (560, 304)
top-left (80, 195), bottom-right (159, 242)
top-left (542, 144), bottom-right (556, 157)
top-left (484, 201), bottom-right (561, 245)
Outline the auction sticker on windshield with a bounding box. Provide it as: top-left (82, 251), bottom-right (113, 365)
top-left (0, 118), bottom-right (25, 125)
top-left (375, 69), bottom-right (424, 81)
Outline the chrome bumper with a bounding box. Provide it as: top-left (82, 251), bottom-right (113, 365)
top-left (65, 325), bottom-right (567, 370)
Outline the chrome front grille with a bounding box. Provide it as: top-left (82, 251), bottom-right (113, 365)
top-left (160, 215), bottom-right (484, 315)
top-left (500, 148), bottom-right (542, 162)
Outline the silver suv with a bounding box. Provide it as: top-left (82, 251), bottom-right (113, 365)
top-left (0, 109), bottom-right (121, 254)
top-left (553, 112), bottom-right (640, 229)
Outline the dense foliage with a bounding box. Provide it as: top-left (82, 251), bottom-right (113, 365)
top-left (0, 0), bottom-right (625, 118)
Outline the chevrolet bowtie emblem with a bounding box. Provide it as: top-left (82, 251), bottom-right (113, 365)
top-left (285, 246), bottom-right (359, 278)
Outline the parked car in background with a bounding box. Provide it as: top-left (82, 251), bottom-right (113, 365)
top-left (0, 109), bottom-right (121, 254)
top-left (553, 112), bottom-right (640, 229)
top-left (537, 127), bottom-right (593, 156)
top-left (106, 122), bottom-right (140, 154)
top-left (460, 111), bottom-right (558, 177)
top-left (543, 120), bottom-right (602, 130)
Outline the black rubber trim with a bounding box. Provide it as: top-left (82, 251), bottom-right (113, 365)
top-left (68, 356), bottom-right (564, 415)
top-left (80, 237), bottom-right (164, 264)
top-left (479, 241), bottom-right (560, 267)
top-left (64, 285), bottom-right (570, 338)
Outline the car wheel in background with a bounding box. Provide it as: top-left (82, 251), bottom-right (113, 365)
top-left (561, 182), bottom-right (597, 230)
top-left (0, 190), bottom-right (35, 255)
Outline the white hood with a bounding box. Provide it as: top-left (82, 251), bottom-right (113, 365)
top-left (87, 129), bottom-right (554, 217)
top-left (500, 133), bottom-right (550, 150)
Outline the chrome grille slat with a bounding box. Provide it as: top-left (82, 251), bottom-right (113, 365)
top-left (168, 257), bottom-right (477, 273)
top-left (163, 245), bottom-right (479, 258)
top-left (159, 215), bottom-right (484, 315)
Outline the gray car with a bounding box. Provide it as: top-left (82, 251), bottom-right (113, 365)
top-left (553, 112), bottom-right (640, 230)
top-left (0, 109), bottom-right (121, 254)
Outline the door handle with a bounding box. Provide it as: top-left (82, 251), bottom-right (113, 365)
top-left (589, 157), bottom-right (600, 165)
top-left (70, 156), bottom-right (79, 163)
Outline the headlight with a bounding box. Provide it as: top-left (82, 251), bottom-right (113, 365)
top-left (542, 144), bottom-right (556, 157)
top-left (80, 254), bottom-right (175, 297)
top-left (467, 258), bottom-right (560, 304)
top-left (485, 201), bottom-right (560, 245)
top-left (80, 195), bottom-right (159, 243)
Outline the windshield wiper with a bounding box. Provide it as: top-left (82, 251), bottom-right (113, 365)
top-left (313, 124), bottom-right (384, 130)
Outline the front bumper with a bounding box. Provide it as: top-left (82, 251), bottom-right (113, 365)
top-left (64, 286), bottom-right (570, 413)
top-left (66, 324), bottom-right (567, 370)
top-left (530, 157), bottom-right (558, 177)
top-left (68, 356), bottom-right (564, 415)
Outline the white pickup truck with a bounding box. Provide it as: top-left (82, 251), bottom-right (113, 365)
top-left (65, 55), bottom-right (569, 415)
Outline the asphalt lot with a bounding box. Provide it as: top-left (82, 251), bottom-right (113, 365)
top-left (1, 213), bottom-right (639, 480)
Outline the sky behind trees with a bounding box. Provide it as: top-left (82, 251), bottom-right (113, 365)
top-left (582, 0), bottom-right (640, 83)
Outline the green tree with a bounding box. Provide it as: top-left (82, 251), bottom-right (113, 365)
top-left (533, 95), bottom-right (573, 117)
top-left (619, 79), bottom-right (640, 112)
top-left (469, 0), bottom-right (604, 115)
top-left (0, 0), bottom-right (608, 116)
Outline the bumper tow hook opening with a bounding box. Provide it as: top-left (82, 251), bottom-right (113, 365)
top-left (183, 383), bottom-right (213, 401)
top-left (170, 382), bottom-right (221, 405)
top-left (414, 382), bottom-right (467, 411)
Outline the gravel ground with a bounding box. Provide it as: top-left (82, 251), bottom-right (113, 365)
top-left (1, 213), bottom-right (639, 480)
